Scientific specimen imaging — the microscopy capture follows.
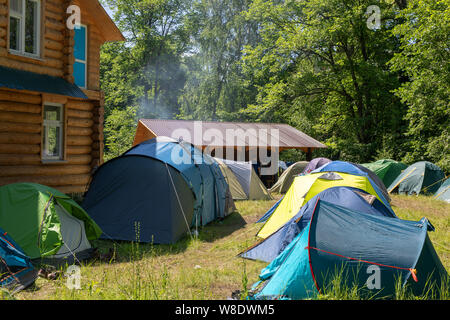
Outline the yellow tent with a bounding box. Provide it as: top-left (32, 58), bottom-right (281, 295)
top-left (256, 172), bottom-right (390, 239)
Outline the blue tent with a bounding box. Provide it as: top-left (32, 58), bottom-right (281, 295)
top-left (311, 161), bottom-right (391, 203)
top-left (1, 228), bottom-right (38, 293)
top-left (250, 200), bottom-right (447, 300)
top-left (241, 187), bottom-right (396, 262)
top-left (82, 137), bottom-right (234, 244)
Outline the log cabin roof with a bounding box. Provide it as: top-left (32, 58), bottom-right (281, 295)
top-left (0, 65), bottom-right (88, 99)
top-left (135, 119), bottom-right (327, 151)
top-left (80, 0), bottom-right (125, 42)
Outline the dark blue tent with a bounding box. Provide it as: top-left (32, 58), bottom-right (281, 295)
top-left (241, 187), bottom-right (397, 263)
top-left (82, 137), bottom-right (234, 244)
top-left (250, 200), bottom-right (447, 300)
top-left (1, 228), bottom-right (38, 293)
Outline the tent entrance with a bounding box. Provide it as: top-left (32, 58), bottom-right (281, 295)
top-left (51, 202), bottom-right (92, 260)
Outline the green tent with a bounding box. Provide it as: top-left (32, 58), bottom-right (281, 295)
top-left (435, 178), bottom-right (450, 203)
top-left (388, 161), bottom-right (446, 196)
top-left (0, 183), bottom-right (102, 261)
top-left (269, 161), bottom-right (309, 194)
top-left (362, 159), bottom-right (408, 188)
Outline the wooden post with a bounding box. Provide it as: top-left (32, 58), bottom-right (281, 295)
top-left (306, 148), bottom-right (313, 161)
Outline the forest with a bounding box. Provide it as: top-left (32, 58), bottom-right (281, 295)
top-left (100, 0), bottom-right (449, 172)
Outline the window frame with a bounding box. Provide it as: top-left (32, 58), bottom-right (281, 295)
top-left (8, 0), bottom-right (41, 58)
top-left (42, 102), bottom-right (65, 161)
top-left (73, 23), bottom-right (88, 89)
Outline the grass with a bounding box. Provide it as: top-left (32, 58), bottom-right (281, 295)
top-left (9, 194), bottom-right (450, 300)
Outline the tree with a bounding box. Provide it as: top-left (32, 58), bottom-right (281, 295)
top-left (103, 106), bottom-right (138, 161)
top-left (240, 0), bottom-right (408, 162)
top-left (390, 0), bottom-right (450, 172)
top-left (100, 0), bottom-right (191, 159)
top-left (103, 0), bottom-right (190, 119)
top-left (178, 0), bottom-right (260, 120)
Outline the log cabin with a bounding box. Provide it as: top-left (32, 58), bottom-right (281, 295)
top-left (0, 0), bottom-right (124, 194)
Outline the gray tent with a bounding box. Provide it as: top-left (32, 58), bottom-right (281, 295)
top-left (215, 158), bottom-right (272, 201)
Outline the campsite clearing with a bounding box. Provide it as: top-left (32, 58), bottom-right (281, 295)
top-left (12, 195), bottom-right (450, 300)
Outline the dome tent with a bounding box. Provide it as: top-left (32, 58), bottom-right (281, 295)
top-left (0, 183), bottom-right (101, 262)
top-left (434, 178), bottom-right (450, 203)
top-left (362, 159), bottom-right (408, 188)
top-left (1, 227), bottom-right (38, 293)
top-left (215, 158), bottom-right (272, 201)
top-left (269, 161), bottom-right (309, 194)
top-left (388, 161), bottom-right (446, 196)
top-left (82, 137), bottom-right (234, 244)
top-left (250, 200), bottom-right (447, 300)
top-left (301, 157), bottom-right (331, 175)
top-left (311, 160), bottom-right (391, 203)
top-left (240, 186), bottom-right (396, 263)
top-left (257, 171), bottom-right (395, 239)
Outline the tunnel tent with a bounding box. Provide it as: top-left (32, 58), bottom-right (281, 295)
top-left (241, 186), bottom-right (396, 263)
top-left (387, 161), bottom-right (446, 196)
top-left (250, 200), bottom-right (448, 300)
top-left (215, 158), bottom-right (272, 201)
top-left (256, 171), bottom-right (395, 239)
top-left (434, 178), bottom-right (450, 203)
top-left (82, 137), bottom-right (234, 244)
top-left (269, 161), bottom-right (309, 194)
top-left (362, 159), bottom-right (408, 188)
top-left (0, 183), bottom-right (101, 262)
top-left (0, 227), bottom-right (38, 293)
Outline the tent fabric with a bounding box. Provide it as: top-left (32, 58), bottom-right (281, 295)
top-left (256, 172), bottom-right (395, 239)
top-left (388, 161), bottom-right (446, 196)
top-left (0, 183), bottom-right (101, 261)
top-left (301, 157), bottom-right (331, 175)
top-left (0, 227), bottom-right (38, 293)
top-left (215, 158), bottom-right (248, 200)
top-left (269, 161), bottom-right (309, 194)
top-left (240, 187), bottom-right (396, 263)
top-left (256, 197), bottom-right (283, 223)
top-left (435, 178), bottom-right (450, 203)
top-left (362, 159), bottom-right (408, 188)
top-left (82, 137), bottom-right (233, 244)
top-left (51, 204), bottom-right (93, 260)
top-left (311, 161), bottom-right (391, 203)
top-left (216, 158), bottom-right (272, 200)
top-left (251, 200), bottom-right (447, 300)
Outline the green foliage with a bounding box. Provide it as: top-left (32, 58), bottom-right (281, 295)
top-left (390, 0), bottom-right (450, 172)
top-left (104, 106), bottom-right (138, 161)
top-left (240, 0), bottom-right (409, 162)
top-left (178, 0), bottom-right (260, 120)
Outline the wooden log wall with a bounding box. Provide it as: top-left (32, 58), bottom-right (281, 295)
top-left (0, 0), bottom-right (7, 57)
top-left (0, 0), bottom-right (110, 194)
top-left (0, 89), bottom-right (103, 194)
top-left (0, 0), bottom-right (104, 91)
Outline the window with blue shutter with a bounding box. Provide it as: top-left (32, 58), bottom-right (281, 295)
top-left (73, 25), bottom-right (87, 88)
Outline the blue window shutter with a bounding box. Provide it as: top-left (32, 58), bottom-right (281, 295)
top-left (74, 26), bottom-right (86, 61)
top-left (73, 61), bottom-right (86, 88)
